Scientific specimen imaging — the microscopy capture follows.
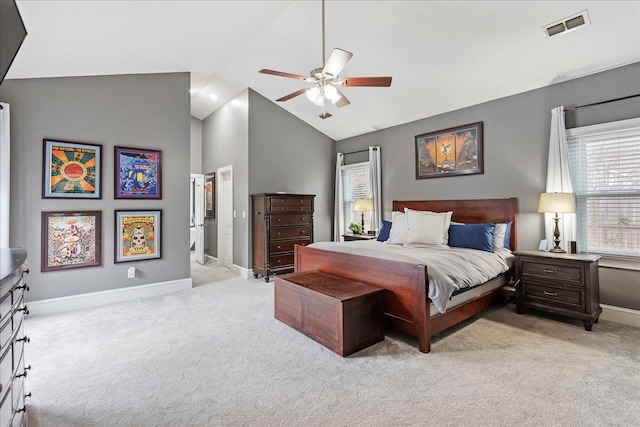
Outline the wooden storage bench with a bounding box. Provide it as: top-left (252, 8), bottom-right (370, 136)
top-left (274, 270), bottom-right (384, 356)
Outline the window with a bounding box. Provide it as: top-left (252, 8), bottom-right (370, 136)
top-left (567, 118), bottom-right (640, 259)
top-left (341, 162), bottom-right (372, 233)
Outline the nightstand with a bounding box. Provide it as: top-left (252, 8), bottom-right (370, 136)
top-left (514, 250), bottom-right (601, 330)
top-left (343, 234), bottom-right (377, 242)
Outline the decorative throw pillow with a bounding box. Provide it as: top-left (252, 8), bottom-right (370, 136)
top-left (404, 209), bottom-right (448, 246)
top-left (448, 223), bottom-right (496, 252)
top-left (387, 211), bottom-right (407, 244)
top-left (504, 222), bottom-right (513, 250)
top-left (377, 219), bottom-right (392, 242)
top-left (404, 208), bottom-right (453, 246)
top-left (492, 222), bottom-right (513, 250)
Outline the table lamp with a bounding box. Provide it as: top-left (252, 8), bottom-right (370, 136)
top-left (538, 192), bottom-right (576, 253)
top-left (353, 198), bottom-right (373, 234)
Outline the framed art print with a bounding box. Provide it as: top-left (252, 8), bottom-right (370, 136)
top-left (43, 139), bottom-right (102, 198)
top-left (41, 211), bottom-right (102, 272)
top-left (115, 146), bottom-right (162, 199)
top-left (415, 122), bottom-right (483, 179)
top-left (115, 210), bottom-right (162, 263)
top-left (205, 172), bottom-right (215, 218)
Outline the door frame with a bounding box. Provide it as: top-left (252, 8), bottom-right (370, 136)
top-left (216, 164), bottom-right (233, 268)
top-left (191, 173), bottom-right (205, 264)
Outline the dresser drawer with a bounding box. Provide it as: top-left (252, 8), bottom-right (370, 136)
top-left (0, 291), bottom-right (12, 325)
top-left (271, 226), bottom-right (310, 240)
top-left (270, 213), bottom-right (311, 226)
top-left (0, 384), bottom-right (12, 427)
top-left (11, 354), bottom-right (24, 411)
top-left (269, 196), bottom-right (312, 206)
top-left (523, 283), bottom-right (584, 310)
top-left (0, 345), bottom-right (12, 399)
top-left (521, 261), bottom-right (582, 286)
top-left (269, 204), bottom-right (311, 213)
top-left (270, 239), bottom-right (311, 254)
top-left (270, 254), bottom-right (294, 269)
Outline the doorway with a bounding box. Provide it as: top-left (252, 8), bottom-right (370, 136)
top-left (190, 174), bottom-right (205, 264)
top-left (217, 165), bottom-right (233, 269)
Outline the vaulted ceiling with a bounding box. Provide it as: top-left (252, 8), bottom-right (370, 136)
top-left (7, 1), bottom-right (640, 140)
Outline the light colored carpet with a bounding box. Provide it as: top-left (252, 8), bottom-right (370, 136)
top-left (190, 254), bottom-right (236, 287)
top-left (25, 276), bottom-right (639, 426)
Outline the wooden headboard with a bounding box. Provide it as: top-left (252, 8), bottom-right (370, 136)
top-left (393, 198), bottom-right (518, 250)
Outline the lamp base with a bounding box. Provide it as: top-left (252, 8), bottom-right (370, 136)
top-left (549, 247), bottom-right (566, 253)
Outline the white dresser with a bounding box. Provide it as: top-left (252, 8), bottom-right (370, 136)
top-left (0, 249), bottom-right (30, 427)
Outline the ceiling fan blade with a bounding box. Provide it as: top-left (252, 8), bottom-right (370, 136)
top-left (334, 89), bottom-right (350, 108)
top-left (259, 69), bottom-right (308, 80)
top-left (322, 48), bottom-right (353, 77)
top-left (341, 76), bottom-right (392, 87)
top-left (275, 88), bottom-right (307, 102)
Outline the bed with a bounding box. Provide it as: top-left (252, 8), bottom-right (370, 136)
top-left (294, 198), bottom-right (517, 353)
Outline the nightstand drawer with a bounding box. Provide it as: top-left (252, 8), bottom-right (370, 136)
top-left (522, 261), bottom-right (582, 285)
top-left (523, 283), bottom-right (584, 310)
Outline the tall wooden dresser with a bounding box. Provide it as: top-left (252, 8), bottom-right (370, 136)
top-left (252, 194), bottom-right (315, 282)
top-left (0, 248), bottom-right (30, 427)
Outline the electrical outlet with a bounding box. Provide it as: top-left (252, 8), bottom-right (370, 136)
top-left (127, 266), bottom-right (135, 279)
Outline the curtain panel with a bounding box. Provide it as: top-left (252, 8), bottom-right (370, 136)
top-left (368, 146), bottom-right (382, 233)
top-left (334, 153), bottom-right (345, 241)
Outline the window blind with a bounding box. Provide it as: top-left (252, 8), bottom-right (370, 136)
top-left (567, 122), bottom-right (640, 258)
top-left (341, 162), bottom-right (372, 232)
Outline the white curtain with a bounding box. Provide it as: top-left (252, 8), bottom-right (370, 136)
top-left (368, 146), bottom-right (382, 233)
top-left (334, 152), bottom-right (345, 242)
top-left (0, 103), bottom-right (9, 248)
top-left (544, 106), bottom-right (576, 251)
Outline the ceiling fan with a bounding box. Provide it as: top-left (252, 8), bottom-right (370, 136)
top-left (259, 0), bottom-right (392, 119)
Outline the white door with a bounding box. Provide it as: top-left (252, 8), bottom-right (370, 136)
top-left (192, 174), bottom-right (205, 265)
top-left (217, 166), bottom-right (233, 269)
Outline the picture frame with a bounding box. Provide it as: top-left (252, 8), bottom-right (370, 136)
top-left (115, 210), bottom-right (162, 263)
top-left (43, 139), bottom-right (102, 199)
top-left (205, 172), bottom-right (215, 218)
top-left (538, 239), bottom-right (548, 251)
top-left (114, 146), bottom-right (162, 199)
top-left (415, 122), bottom-right (484, 179)
top-left (41, 211), bottom-right (102, 272)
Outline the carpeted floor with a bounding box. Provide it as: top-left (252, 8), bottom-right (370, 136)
top-left (25, 274), bottom-right (639, 426)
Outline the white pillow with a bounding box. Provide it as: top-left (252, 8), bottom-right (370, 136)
top-left (404, 209), bottom-right (449, 246)
top-left (387, 211), bottom-right (408, 244)
top-left (404, 208), bottom-right (453, 245)
top-left (493, 223), bottom-right (508, 250)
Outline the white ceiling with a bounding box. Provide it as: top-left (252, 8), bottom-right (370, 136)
top-left (7, 1), bottom-right (640, 141)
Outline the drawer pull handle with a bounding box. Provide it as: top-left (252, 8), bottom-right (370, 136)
top-left (543, 269), bottom-right (556, 273)
top-left (277, 219), bottom-right (281, 222)
top-left (17, 407), bottom-right (26, 414)
top-left (25, 392), bottom-right (32, 399)
top-left (17, 336), bottom-right (30, 343)
top-left (18, 306), bottom-right (29, 316)
top-left (277, 260), bottom-right (281, 263)
top-left (24, 269), bottom-right (30, 275)
top-left (17, 365), bottom-right (31, 378)
top-left (276, 246), bottom-right (281, 250)
top-left (17, 284), bottom-right (30, 291)
top-left (543, 291), bottom-right (557, 297)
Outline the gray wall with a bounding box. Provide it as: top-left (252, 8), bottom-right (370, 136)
top-left (0, 72), bottom-right (191, 302)
top-left (201, 90), bottom-right (249, 265)
top-left (200, 89), bottom-right (335, 269)
top-left (190, 116), bottom-right (202, 174)
top-left (336, 62), bottom-right (640, 310)
top-left (248, 89), bottom-right (334, 247)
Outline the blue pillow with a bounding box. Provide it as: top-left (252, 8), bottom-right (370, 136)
top-left (448, 223), bottom-right (496, 252)
top-left (504, 222), bottom-right (513, 250)
top-left (377, 219), bottom-right (392, 242)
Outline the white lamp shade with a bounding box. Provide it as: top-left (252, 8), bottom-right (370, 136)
top-left (353, 198), bottom-right (373, 212)
top-left (538, 192), bottom-right (576, 213)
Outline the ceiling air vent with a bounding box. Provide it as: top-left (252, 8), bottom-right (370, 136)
top-left (543, 10), bottom-right (590, 37)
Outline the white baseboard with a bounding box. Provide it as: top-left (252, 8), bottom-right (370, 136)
top-left (600, 304), bottom-right (640, 328)
top-left (28, 278), bottom-right (193, 316)
top-left (232, 264), bottom-right (251, 279)
top-left (205, 254), bottom-right (217, 263)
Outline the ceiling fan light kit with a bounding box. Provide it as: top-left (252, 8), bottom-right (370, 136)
top-left (259, 0), bottom-right (391, 118)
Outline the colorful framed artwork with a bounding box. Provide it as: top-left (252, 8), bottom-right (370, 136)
top-left (115, 146), bottom-right (162, 199)
top-left (205, 172), bottom-right (215, 218)
top-left (115, 210), bottom-right (162, 263)
top-left (415, 122), bottom-right (484, 179)
top-left (42, 139), bottom-right (102, 199)
top-left (41, 211), bottom-right (102, 272)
